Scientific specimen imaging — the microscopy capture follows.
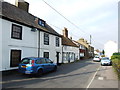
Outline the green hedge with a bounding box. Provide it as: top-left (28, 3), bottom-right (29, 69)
top-left (111, 53), bottom-right (120, 79)
top-left (111, 53), bottom-right (120, 60)
top-left (112, 59), bottom-right (120, 80)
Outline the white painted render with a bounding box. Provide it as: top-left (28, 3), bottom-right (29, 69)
top-left (39, 31), bottom-right (62, 64)
top-left (0, 18), bottom-right (2, 71)
top-left (1, 18), bottom-right (62, 71)
top-left (1, 19), bottom-right (38, 71)
top-left (62, 45), bottom-right (79, 63)
top-left (104, 40), bottom-right (118, 59)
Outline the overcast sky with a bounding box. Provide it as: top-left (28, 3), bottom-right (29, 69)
top-left (4, 0), bottom-right (119, 50)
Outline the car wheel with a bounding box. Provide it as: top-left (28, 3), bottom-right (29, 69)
top-left (53, 66), bottom-right (57, 71)
top-left (110, 63), bottom-right (112, 66)
top-left (110, 62), bottom-right (112, 66)
top-left (37, 69), bottom-right (43, 77)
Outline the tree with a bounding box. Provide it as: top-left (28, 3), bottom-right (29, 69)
top-left (102, 50), bottom-right (105, 55)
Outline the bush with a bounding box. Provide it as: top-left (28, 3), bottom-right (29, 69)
top-left (111, 53), bottom-right (120, 60)
top-left (113, 53), bottom-right (120, 55)
top-left (112, 59), bottom-right (120, 80)
top-left (111, 53), bottom-right (120, 79)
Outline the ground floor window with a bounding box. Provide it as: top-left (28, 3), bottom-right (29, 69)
top-left (44, 52), bottom-right (49, 59)
top-left (10, 50), bottom-right (21, 67)
top-left (63, 52), bottom-right (75, 62)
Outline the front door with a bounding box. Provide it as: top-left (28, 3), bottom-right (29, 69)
top-left (56, 52), bottom-right (59, 65)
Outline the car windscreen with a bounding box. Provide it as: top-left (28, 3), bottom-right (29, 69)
top-left (101, 58), bottom-right (109, 60)
top-left (21, 58), bottom-right (31, 64)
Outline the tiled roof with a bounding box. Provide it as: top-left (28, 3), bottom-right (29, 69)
top-left (1, 1), bottom-right (60, 36)
top-left (61, 36), bottom-right (78, 47)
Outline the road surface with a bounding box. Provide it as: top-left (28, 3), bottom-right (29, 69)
top-left (2, 59), bottom-right (118, 89)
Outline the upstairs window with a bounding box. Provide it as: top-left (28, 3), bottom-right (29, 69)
top-left (38, 19), bottom-right (45, 27)
top-left (44, 33), bottom-right (49, 45)
top-left (56, 37), bottom-right (59, 47)
top-left (11, 24), bottom-right (22, 40)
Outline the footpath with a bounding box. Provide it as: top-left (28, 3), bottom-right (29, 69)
top-left (88, 65), bottom-right (119, 89)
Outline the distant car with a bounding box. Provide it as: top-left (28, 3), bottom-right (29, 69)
top-left (93, 56), bottom-right (101, 62)
top-left (18, 57), bottom-right (57, 76)
top-left (101, 57), bottom-right (112, 66)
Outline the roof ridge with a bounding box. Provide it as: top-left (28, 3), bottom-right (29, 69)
top-left (1, 1), bottom-right (61, 36)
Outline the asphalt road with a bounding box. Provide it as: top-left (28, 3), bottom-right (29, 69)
top-left (1, 59), bottom-right (118, 89)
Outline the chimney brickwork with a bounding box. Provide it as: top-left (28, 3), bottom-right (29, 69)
top-left (15, 0), bottom-right (29, 12)
top-left (62, 27), bottom-right (68, 37)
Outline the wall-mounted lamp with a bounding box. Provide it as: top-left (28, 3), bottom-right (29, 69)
top-left (31, 28), bottom-right (37, 32)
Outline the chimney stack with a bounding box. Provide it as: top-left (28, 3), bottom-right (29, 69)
top-left (15, 0), bottom-right (29, 12)
top-left (62, 27), bottom-right (68, 37)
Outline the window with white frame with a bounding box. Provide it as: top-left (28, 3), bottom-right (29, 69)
top-left (44, 52), bottom-right (49, 59)
top-left (11, 24), bottom-right (22, 40)
top-left (56, 37), bottom-right (59, 47)
top-left (44, 33), bottom-right (49, 45)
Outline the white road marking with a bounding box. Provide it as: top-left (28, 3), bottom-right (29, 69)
top-left (86, 65), bottom-right (101, 90)
top-left (98, 77), bottom-right (104, 80)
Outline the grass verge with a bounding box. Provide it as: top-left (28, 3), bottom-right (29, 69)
top-left (112, 59), bottom-right (120, 80)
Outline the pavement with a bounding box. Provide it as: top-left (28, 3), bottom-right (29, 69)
top-left (88, 65), bottom-right (119, 89)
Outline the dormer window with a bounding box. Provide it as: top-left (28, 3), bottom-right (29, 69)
top-left (38, 19), bottom-right (45, 27)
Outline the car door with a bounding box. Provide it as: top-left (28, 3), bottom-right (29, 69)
top-left (45, 58), bottom-right (54, 71)
top-left (40, 58), bottom-right (51, 72)
top-left (35, 58), bottom-right (49, 73)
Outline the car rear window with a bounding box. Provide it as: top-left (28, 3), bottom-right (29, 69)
top-left (21, 58), bottom-right (31, 64)
top-left (95, 57), bottom-right (99, 58)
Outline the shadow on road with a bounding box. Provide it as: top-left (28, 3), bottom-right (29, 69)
top-left (2, 59), bottom-right (104, 88)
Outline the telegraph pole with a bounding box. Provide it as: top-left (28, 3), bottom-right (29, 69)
top-left (90, 35), bottom-right (92, 57)
top-left (90, 35), bottom-right (91, 45)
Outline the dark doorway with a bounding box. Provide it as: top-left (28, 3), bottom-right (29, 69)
top-left (56, 52), bottom-right (60, 65)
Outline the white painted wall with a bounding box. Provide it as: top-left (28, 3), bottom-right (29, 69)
top-left (40, 31), bottom-right (62, 64)
top-left (63, 45), bottom-right (79, 63)
top-left (104, 41), bottom-right (118, 59)
top-left (1, 19), bottom-right (62, 71)
top-left (1, 19), bottom-right (38, 71)
top-left (0, 18), bottom-right (2, 71)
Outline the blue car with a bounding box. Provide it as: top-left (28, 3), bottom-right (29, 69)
top-left (18, 57), bottom-right (57, 76)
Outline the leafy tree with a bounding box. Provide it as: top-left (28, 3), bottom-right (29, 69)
top-left (102, 50), bottom-right (105, 55)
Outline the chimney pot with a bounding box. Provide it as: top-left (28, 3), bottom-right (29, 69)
top-left (62, 27), bottom-right (68, 37)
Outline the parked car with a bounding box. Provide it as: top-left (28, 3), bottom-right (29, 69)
top-left (18, 57), bottom-right (57, 76)
top-left (101, 57), bottom-right (112, 66)
top-left (93, 56), bottom-right (101, 62)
